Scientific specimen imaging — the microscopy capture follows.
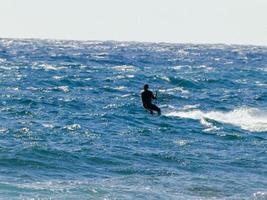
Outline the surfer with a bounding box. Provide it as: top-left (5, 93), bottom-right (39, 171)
top-left (141, 84), bottom-right (161, 115)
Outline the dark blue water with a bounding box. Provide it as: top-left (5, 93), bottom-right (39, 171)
top-left (0, 39), bottom-right (267, 199)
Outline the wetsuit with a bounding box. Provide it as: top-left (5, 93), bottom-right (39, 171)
top-left (141, 90), bottom-right (161, 115)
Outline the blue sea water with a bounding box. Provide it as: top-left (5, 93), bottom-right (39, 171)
top-left (0, 38), bottom-right (267, 200)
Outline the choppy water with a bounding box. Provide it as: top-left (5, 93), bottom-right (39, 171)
top-left (0, 39), bottom-right (267, 200)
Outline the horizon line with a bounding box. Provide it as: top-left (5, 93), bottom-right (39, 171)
top-left (1, 36), bottom-right (266, 48)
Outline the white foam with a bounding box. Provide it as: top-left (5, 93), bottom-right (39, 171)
top-left (253, 191), bottom-right (267, 199)
top-left (255, 81), bottom-right (266, 86)
top-left (200, 118), bottom-right (220, 132)
top-left (196, 65), bottom-right (214, 71)
top-left (260, 67), bottom-right (267, 72)
top-left (172, 65), bottom-right (189, 70)
top-left (0, 58), bottom-right (7, 63)
top-left (16, 180), bottom-right (82, 192)
top-left (0, 127), bottom-right (7, 133)
top-left (153, 47), bottom-right (169, 52)
top-left (7, 87), bottom-right (19, 91)
top-left (160, 76), bottom-right (170, 82)
top-left (0, 66), bottom-right (13, 70)
top-left (121, 94), bottom-right (131, 98)
top-left (182, 104), bottom-right (200, 110)
top-left (40, 64), bottom-right (66, 71)
top-left (52, 76), bottom-right (64, 80)
top-left (159, 87), bottom-right (189, 94)
top-left (113, 86), bottom-right (127, 91)
top-left (104, 104), bottom-right (117, 109)
top-left (174, 140), bottom-right (190, 146)
top-left (42, 123), bottom-right (55, 128)
top-left (106, 74), bottom-right (135, 81)
top-left (165, 107), bottom-right (267, 132)
top-left (112, 65), bottom-right (136, 72)
top-left (177, 49), bottom-right (189, 55)
top-left (27, 87), bottom-right (39, 91)
top-left (20, 127), bottom-right (31, 134)
top-left (57, 86), bottom-right (70, 93)
top-left (64, 124), bottom-right (81, 131)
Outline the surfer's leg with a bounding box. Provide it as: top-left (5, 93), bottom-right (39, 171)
top-left (157, 107), bottom-right (161, 115)
top-left (144, 105), bottom-right (154, 114)
top-left (155, 106), bottom-right (161, 115)
top-left (150, 104), bottom-right (161, 115)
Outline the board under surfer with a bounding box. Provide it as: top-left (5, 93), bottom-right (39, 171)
top-left (141, 84), bottom-right (161, 115)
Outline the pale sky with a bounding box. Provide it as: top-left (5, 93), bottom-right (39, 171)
top-left (0, 0), bottom-right (266, 46)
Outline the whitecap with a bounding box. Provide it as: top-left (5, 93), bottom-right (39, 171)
top-left (196, 65), bottom-right (213, 71)
top-left (40, 64), bottom-right (66, 71)
top-left (57, 86), bottom-right (70, 93)
top-left (165, 107), bottom-right (267, 132)
top-left (14, 180), bottom-right (98, 193)
top-left (253, 191), bottom-right (267, 199)
top-left (112, 65), bottom-right (136, 72)
top-left (255, 81), bottom-right (266, 86)
top-left (235, 79), bottom-right (248, 84)
top-left (126, 74), bottom-right (135, 78)
top-left (153, 47), bottom-right (169, 52)
top-left (225, 61), bottom-right (233, 64)
top-left (121, 94), bottom-right (131, 98)
top-left (106, 74), bottom-right (135, 81)
top-left (64, 124), bottom-right (81, 131)
top-left (104, 104), bottom-right (117, 109)
top-left (114, 75), bottom-right (125, 80)
top-left (161, 104), bottom-right (176, 110)
top-left (160, 76), bottom-right (170, 82)
top-left (113, 86), bottom-right (127, 91)
top-left (0, 127), bottom-right (7, 133)
top-left (91, 52), bottom-right (109, 59)
top-left (27, 87), bottom-right (39, 91)
top-left (7, 87), bottom-right (19, 91)
top-left (41, 64), bottom-right (57, 70)
top-left (52, 76), bottom-right (64, 80)
top-left (177, 49), bottom-right (189, 55)
top-left (159, 87), bottom-right (189, 94)
top-left (182, 104), bottom-right (200, 110)
top-left (0, 66), bottom-right (12, 70)
top-left (20, 127), bottom-right (30, 134)
top-left (171, 65), bottom-right (186, 70)
top-left (174, 140), bottom-right (190, 146)
top-left (200, 118), bottom-right (220, 132)
top-left (42, 123), bottom-right (55, 128)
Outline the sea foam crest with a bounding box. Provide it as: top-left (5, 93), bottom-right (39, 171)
top-left (64, 124), bottom-right (81, 131)
top-left (253, 191), bottom-right (267, 199)
top-left (38, 64), bottom-right (67, 71)
top-left (112, 65), bottom-right (136, 72)
top-left (165, 107), bottom-right (267, 132)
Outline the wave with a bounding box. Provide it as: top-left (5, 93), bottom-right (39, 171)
top-left (165, 107), bottom-right (267, 132)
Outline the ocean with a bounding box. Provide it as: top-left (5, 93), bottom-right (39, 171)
top-left (0, 39), bottom-right (266, 200)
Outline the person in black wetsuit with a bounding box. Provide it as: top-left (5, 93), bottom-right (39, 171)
top-left (141, 84), bottom-right (161, 115)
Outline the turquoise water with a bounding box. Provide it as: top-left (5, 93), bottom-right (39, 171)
top-left (0, 39), bottom-right (267, 199)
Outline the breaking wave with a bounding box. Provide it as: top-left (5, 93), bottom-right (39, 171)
top-left (165, 107), bottom-right (267, 132)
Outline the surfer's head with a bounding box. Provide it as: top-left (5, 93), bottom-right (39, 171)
top-left (144, 84), bottom-right (149, 91)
